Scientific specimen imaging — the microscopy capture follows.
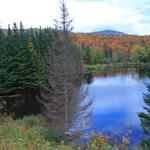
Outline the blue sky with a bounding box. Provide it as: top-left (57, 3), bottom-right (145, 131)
top-left (0, 0), bottom-right (150, 35)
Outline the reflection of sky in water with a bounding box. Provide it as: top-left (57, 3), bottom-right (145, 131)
top-left (87, 73), bottom-right (149, 145)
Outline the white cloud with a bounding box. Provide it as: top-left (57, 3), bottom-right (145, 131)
top-left (0, 0), bottom-right (150, 35)
top-left (0, 0), bottom-right (60, 28)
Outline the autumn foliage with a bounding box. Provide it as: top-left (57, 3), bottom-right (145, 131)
top-left (72, 33), bottom-right (150, 54)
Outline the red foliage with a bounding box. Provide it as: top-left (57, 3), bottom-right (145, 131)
top-left (72, 33), bottom-right (150, 53)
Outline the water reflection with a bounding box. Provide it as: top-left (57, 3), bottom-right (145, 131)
top-left (85, 68), bottom-right (150, 145)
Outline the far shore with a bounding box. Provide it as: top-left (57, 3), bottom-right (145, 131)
top-left (84, 63), bottom-right (150, 72)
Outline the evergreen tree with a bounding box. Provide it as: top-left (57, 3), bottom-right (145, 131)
top-left (36, 27), bottom-right (52, 63)
top-left (82, 45), bottom-right (93, 65)
top-left (1, 23), bottom-right (27, 95)
top-left (0, 26), bottom-right (6, 87)
top-left (19, 21), bottom-right (28, 51)
top-left (0, 23), bottom-right (18, 95)
top-left (138, 84), bottom-right (150, 149)
top-left (18, 35), bottom-right (44, 92)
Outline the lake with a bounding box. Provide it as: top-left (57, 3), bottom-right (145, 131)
top-left (84, 68), bottom-right (150, 145)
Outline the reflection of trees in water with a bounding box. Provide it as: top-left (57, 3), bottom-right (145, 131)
top-left (137, 67), bottom-right (150, 78)
top-left (84, 72), bottom-right (94, 84)
top-left (92, 68), bottom-right (138, 78)
top-left (85, 67), bottom-right (150, 80)
top-left (70, 85), bottom-right (93, 131)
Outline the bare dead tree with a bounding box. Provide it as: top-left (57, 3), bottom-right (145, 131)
top-left (38, 0), bottom-right (92, 135)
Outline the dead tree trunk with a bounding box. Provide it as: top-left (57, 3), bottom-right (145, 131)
top-left (38, 0), bottom-right (92, 135)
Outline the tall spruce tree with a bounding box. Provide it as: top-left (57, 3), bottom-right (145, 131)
top-left (0, 23), bottom-right (20, 95)
top-left (138, 84), bottom-right (150, 149)
top-left (0, 26), bottom-right (6, 87)
top-left (81, 45), bottom-right (93, 65)
top-left (21, 35), bottom-right (44, 92)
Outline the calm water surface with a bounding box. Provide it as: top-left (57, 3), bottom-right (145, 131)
top-left (85, 68), bottom-right (150, 145)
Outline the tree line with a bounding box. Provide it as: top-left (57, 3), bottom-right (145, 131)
top-left (81, 44), bottom-right (150, 65)
top-left (0, 23), bottom-right (45, 96)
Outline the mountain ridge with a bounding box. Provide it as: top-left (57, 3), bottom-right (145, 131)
top-left (91, 30), bottom-right (125, 35)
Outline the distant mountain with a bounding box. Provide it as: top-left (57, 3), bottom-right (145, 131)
top-left (91, 30), bottom-right (125, 35)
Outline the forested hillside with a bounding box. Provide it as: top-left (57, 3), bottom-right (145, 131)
top-left (73, 33), bottom-right (150, 53)
top-left (72, 33), bottom-right (150, 64)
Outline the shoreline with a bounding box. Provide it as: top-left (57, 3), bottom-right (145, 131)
top-left (84, 63), bottom-right (150, 72)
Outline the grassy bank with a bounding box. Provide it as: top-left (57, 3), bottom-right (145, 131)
top-left (0, 115), bottom-right (73, 150)
top-left (84, 63), bottom-right (150, 72)
top-left (0, 114), bottom-right (144, 150)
